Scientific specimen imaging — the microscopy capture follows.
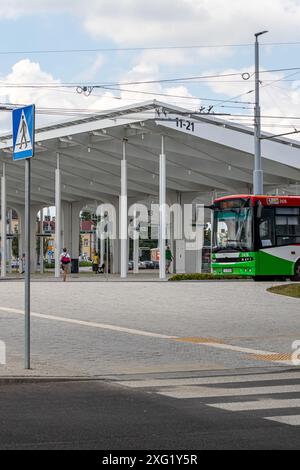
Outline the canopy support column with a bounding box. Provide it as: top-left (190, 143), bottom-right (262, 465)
top-left (39, 207), bottom-right (44, 274)
top-left (133, 206), bottom-right (139, 274)
top-left (55, 153), bottom-right (61, 278)
top-left (159, 136), bottom-right (166, 280)
top-left (120, 139), bottom-right (128, 278)
top-left (1, 162), bottom-right (6, 278)
top-left (7, 209), bottom-right (12, 274)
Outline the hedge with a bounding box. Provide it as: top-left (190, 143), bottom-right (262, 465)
top-left (44, 261), bottom-right (92, 269)
top-left (168, 273), bottom-right (251, 281)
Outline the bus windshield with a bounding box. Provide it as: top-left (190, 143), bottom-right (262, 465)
top-left (213, 206), bottom-right (253, 252)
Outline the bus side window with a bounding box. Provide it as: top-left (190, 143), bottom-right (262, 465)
top-left (275, 208), bottom-right (300, 245)
top-left (259, 221), bottom-right (272, 247)
top-left (259, 208), bottom-right (275, 248)
top-left (259, 220), bottom-right (268, 238)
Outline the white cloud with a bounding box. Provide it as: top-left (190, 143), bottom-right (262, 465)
top-left (1, 0), bottom-right (300, 100)
top-left (2, 0), bottom-right (300, 46)
top-left (0, 59), bottom-right (124, 131)
top-left (0, 0), bottom-right (298, 76)
top-left (79, 0), bottom-right (300, 47)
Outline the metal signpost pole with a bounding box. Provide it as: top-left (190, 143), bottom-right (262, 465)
top-left (12, 104), bottom-right (35, 370)
top-left (24, 158), bottom-right (31, 369)
top-left (254, 31), bottom-right (268, 195)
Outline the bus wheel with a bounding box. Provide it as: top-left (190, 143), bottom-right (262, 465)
top-left (291, 262), bottom-right (300, 282)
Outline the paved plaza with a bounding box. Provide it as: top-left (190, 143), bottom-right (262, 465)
top-left (1, 279), bottom-right (300, 450)
top-left (0, 280), bottom-right (299, 378)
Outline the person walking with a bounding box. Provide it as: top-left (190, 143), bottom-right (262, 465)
top-left (60, 248), bottom-right (71, 282)
top-left (92, 252), bottom-right (99, 274)
top-left (20, 253), bottom-right (26, 274)
top-left (165, 245), bottom-right (173, 274)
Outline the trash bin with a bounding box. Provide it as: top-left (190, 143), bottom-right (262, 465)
top-left (71, 258), bottom-right (79, 274)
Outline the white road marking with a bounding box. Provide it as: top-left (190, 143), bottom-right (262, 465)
top-left (265, 415), bottom-right (300, 426)
top-left (208, 398), bottom-right (300, 412)
top-left (157, 384), bottom-right (300, 399)
top-left (0, 306), bottom-right (294, 364)
top-left (118, 371), bottom-right (300, 389)
top-left (0, 307), bottom-right (174, 340)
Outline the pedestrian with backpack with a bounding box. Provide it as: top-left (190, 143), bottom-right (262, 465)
top-left (60, 248), bottom-right (71, 282)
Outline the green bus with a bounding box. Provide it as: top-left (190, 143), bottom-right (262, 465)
top-left (211, 194), bottom-right (300, 281)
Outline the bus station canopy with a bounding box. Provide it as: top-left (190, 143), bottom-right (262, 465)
top-left (1, 100), bottom-right (300, 208)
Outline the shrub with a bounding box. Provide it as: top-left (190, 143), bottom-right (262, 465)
top-left (44, 261), bottom-right (92, 269)
top-left (168, 273), bottom-right (251, 281)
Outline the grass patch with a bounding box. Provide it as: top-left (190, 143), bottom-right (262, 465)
top-left (267, 284), bottom-right (300, 298)
top-left (168, 273), bottom-right (251, 281)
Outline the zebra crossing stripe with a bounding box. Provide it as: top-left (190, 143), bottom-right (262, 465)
top-left (157, 384), bottom-right (300, 399)
top-left (208, 398), bottom-right (300, 411)
top-left (265, 415), bottom-right (300, 426)
top-left (118, 371), bottom-right (300, 389)
top-left (116, 371), bottom-right (300, 427)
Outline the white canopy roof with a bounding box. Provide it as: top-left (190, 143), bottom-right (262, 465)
top-left (1, 100), bottom-right (300, 209)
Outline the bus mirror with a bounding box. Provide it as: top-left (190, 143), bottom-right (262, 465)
top-left (204, 205), bottom-right (215, 210)
top-left (256, 201), bottom-right (263, 219)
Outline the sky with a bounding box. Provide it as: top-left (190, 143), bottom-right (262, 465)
top-left (1, 0), bottom-right (300, 137)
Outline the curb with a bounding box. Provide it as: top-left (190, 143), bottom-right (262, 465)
top-left (0, 376), bottom-right (107, 385)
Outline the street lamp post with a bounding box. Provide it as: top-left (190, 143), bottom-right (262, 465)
top-left (253, 30), bottom-right (268, 195)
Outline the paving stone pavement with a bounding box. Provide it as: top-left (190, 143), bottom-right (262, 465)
top-left (0, 280), bottom-right (299, 378)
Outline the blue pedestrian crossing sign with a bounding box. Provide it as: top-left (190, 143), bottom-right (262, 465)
top-left (12, 104), bottom-right (35, 161)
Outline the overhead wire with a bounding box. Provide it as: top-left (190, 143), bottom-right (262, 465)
top-left (0, 41), bottom-right (300, 55)
top-left (0, 67), bottom-right (299, 89)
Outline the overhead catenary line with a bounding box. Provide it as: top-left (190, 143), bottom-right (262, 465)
top-left (260, 129), bottom-right (300, 140)
top-left (0, 41), bottom-right (300, 55)
top-left (87, 84), bottom-right (254, 105)
top-left (211, 69), bottom-right (300, 111)
top-left (0, 67), bottom-right (300, 89)
top-left (1, 66), bottom-right (299, 114)
top-left (2, 103), bottom-right (300, 121)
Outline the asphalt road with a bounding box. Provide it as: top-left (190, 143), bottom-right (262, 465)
top-left (1, 368), bottom-right (300, 450)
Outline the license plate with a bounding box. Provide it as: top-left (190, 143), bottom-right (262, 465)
top-left (223, 268), bottom-right (233, 273)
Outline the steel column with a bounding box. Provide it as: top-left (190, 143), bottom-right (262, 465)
top-left (159, 136), bottom-right (166, 280)
top-left (55, 153), bottom-right (61, 278)
top-left (120, 140), bottom-right (128, 278)
top-left (1, 162), bottom-right (7, 278)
